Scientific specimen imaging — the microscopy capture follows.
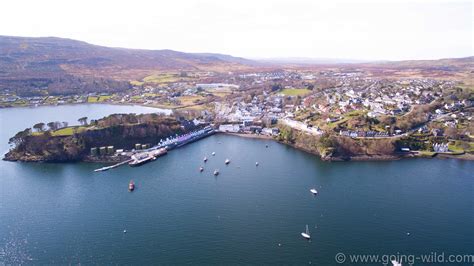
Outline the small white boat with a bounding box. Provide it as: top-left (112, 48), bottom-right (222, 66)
top-left (301, 224), bottom-right (311, 239)
top-left (214, 169), bottom-right (219, 176)
top-left (199, 166), bottom-right (204, 172)
top-left (225, 159), bottom-right (230, 164)
top-left (212, 152), bottom-right (216, 156)
top-left (310, 188), bottom-right (318, 195)
top-left (203, 157), bottom-right (208, 162)
top-left (255, 162), bottom-right (259, 166)
top-left (128, 180), bottom-right (135, 191)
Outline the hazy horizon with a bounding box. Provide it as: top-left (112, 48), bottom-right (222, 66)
top-left (0, 0), bottom-right (472, 61)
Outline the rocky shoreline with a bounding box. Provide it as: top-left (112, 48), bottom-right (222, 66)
top-left (224, 132), bottom-right (473, 161)
top-left (5, 129), bottom-right (472, 163)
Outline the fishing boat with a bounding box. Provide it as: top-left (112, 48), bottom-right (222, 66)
top-left (212, 152), bottom-right (216, 156)
top-left (204, 157), bottom-right (208, 162)
top-left (301, 224), bottom-right (311, 239)
top-left (255, 162), bottom-right (259, 166)
top-left (128, 180), bottom-right (135, 191)
top-left (199, 166), bottom-right (204, 172)
top-left (214, 169), bottom-right (219, 176)
top-left (310, 188), bottom-right (318, 195)
top-left (225, 159), bottom-right (230, 164)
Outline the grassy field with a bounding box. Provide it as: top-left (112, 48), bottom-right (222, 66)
top-left (51, 126), bottom-right (88, 136)
top-left (31, 126), bottom-right (88, 137)
top-left (280, 88), bottom-right (311, 96)
top-left (87, 96), bottom-right (99, 103)
top-left (178, 95), bottom-right (205, 106)
top-left (449, 140), bottom-right (474, 153)
top-left (87, 95), bottom-right (112, 103)
top-left (144, 93), bottom-right (161, 97)
top-left (130, 80), bottom-right (144, 86)
top-left (143, 73), bottom-right (184, 84)
top-left (326, 110), bottom-right (367, 129)
top-left (327, 117), bottom-right (350, 129)
top-left (209, 91), bottom-right (232, 98)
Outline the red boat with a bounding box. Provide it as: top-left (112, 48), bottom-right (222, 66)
top-left (128, 180), bottom-right (135, 191)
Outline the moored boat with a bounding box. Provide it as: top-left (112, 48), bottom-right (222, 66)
top-left (301, 224), bottom-right (311, 239)
top-left (214, 169), bottom-right (219, 176)
top-left (225, 159), bottom-right (230, 164)
top-left (199, 166), bottom-right (204, 172)
top-left (310, 188), bottom-right (318, 195)
top-left (128, 180), bottom-right (135, 191)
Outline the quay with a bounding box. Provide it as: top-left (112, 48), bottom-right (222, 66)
top-left (94, 159), bottom-right (133, 172)
top-left (93, 126), bottom-right (215, 172)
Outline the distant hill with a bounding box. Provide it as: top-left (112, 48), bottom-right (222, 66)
top-left (0, 35), bottom-right (472, 96)
top-left (255, 57), bottom-right (372, 64)
top-left (0, 36), bottom-right (255, 95)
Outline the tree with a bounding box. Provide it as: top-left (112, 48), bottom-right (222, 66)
top-left (78, 117), bottom-right (88, 126)
top-left (33, 122), bottom-right (45, 132)
top-left (368, 139), bottom-right (395, 154)
top-left (47, 121), bottom-right (62, 131)
top-left (278, 126), bottom-right (295, 143)
top-left (9, 128), bottom-right (31, 146)
top-left (47, 122), bottom-right (56, 131)
top-left (271, 84), bottom-right (283, 92)
top-left (62, 121), bottom-right (69, 128)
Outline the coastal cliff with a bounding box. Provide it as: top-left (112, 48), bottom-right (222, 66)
top-left (276, 125), bottom-right (403, 161)
top-left (4, 113), bottom-right (190, 162)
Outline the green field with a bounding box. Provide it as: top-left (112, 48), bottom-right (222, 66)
top-left (31, 126), bottom-right (88, 137)
top-left (51, 126), bottom-right (87, 136)
top-left (87, 95), bottom-right (112, 103)
top-left (130, 80), bottom-right (145, 86)
top-left (449, 140), bottom-right (474, 153)
top-left (280, 88), bottom-right (311, 96)
top-left (143, 74), bottom-right (182, 84)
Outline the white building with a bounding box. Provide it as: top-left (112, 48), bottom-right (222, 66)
top-left (219, 124), bottom-right (241, 133)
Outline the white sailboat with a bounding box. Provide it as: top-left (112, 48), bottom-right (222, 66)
top-left (301, 224), bottom-right (311, 239)
top-left (225, 158), bottom-right (230, 164)
top-left (310, 188), bottom-right (318, 195)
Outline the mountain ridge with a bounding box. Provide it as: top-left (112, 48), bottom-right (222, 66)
top-left (0, 35), bottom-right (472, 96)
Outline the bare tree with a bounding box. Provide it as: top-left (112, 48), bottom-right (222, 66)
top-left (33, 122), bottom-right (45, 132)
top-left (78, 117), bottom-right (88, 126)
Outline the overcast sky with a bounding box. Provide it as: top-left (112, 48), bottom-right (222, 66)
top-left (0, 0), bottom-right (472, 60)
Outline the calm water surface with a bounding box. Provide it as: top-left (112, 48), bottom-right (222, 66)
top-left (0, 104), bottom-right (472, 264)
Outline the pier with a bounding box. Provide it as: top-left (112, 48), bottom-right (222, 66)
top-left (94, 159), bottom-right (133, 172)
top-left (93, 126), bottom-right (215, 172)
